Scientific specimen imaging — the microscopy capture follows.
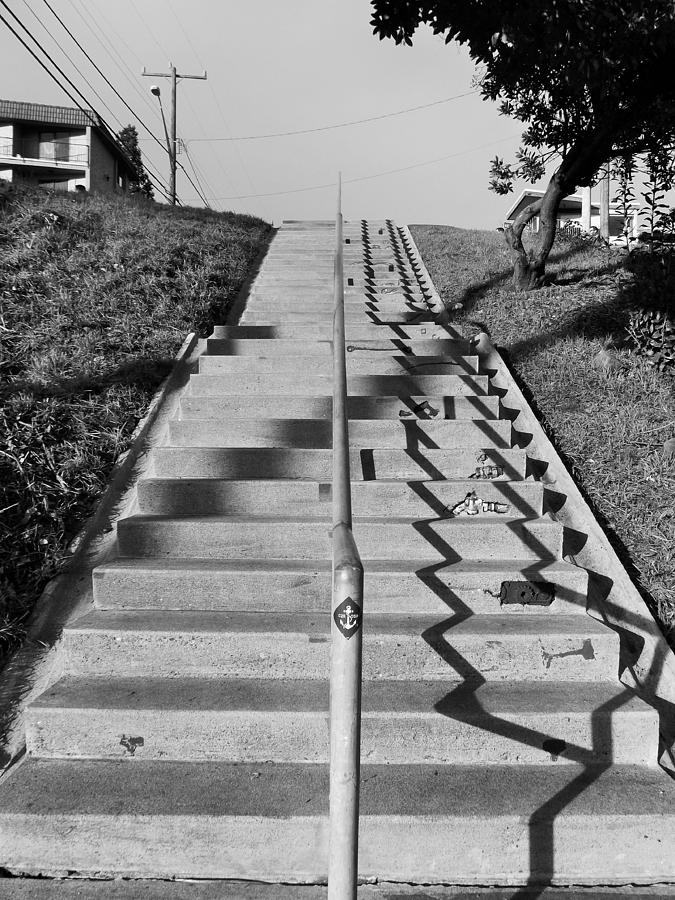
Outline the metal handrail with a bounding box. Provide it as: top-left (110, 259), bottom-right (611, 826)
top-left (328, 175), bottom-right (364, 900)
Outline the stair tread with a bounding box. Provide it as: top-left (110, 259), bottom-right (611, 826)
top-left (119, 513), bottom-right (555, 527)
top-left (30, 675), bottom-right (648, 716)
top-left (95, 556), bottom-right (581, 575)
top-left (67, 608), bottom-right (613, 637)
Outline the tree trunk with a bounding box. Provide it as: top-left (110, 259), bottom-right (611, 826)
top-left (504, 176), bottom-right (566, 290)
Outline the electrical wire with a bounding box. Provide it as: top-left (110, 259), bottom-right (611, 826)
top-left (132, 0), bottom-right (228, 202)
top-left (187, 134), bottom-right (521, 203)
top-left (186, 90), bottom-right (478, 143)
top-left (40, 0), bottom-right (172, 170)
top-left (0, 1), bottom-right (173, 202)
top-left (21, 0), bottom-right (123, 129)
top-left (165, 0), bottom-right (237, 197)
top-left (65, 0), bottom-right (162, 125)
top-left (182, 143), bottom-right (211, 208)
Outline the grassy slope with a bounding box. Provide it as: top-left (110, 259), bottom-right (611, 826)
top-left (0, 186), bottom-right (271, 659)
top-left (411, 224), bottom-right (675, 642)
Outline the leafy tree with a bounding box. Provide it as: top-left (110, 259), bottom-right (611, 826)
top-left (117, 125), bottom-right (154, 200)
top-left (639, 147), bottom-right (675, 252)
top-left (611, 155), bottom-right (636, 252)
top-left (370, 1), bottom-right (675, 289)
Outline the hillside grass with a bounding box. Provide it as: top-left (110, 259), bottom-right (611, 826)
top-left (0, 185), bottom-right (271, 663)
top-left (411, 224), bottom-right (675, 643)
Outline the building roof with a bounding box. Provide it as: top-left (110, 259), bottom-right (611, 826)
top-left (0, 99), bottom-right (101, 129)
top-left (506, 189), bottom-right (600, 221)
top-left (0, 99), bottom-right (134, 173)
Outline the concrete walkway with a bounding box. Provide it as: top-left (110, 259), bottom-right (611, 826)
top-left (0, 220), bottom-right (673, 890)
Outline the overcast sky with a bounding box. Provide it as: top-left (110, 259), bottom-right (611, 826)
top-left (1, 0), bottom-right (533, 226)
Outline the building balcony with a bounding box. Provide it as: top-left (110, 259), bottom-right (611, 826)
top-left (0, 137), bottom-right (89, 172)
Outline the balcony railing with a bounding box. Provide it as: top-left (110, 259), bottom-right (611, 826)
top-left (0, 138), bottom-right (89, 166)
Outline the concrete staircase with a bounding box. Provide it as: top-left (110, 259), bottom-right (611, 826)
top-left (0, 219), bottom-right (673, 887)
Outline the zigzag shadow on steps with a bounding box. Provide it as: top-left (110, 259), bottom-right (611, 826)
top-left (417, 557), bottom-right (638, 893)
top-left (391, 421), bottom-right (643, 890)
top-left (497, 347), bottom-right (675, 657)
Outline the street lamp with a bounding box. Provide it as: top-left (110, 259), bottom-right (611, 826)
top-left (149, 84), bottom-right (175, 205)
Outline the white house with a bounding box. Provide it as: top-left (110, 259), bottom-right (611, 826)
top-left (505, 188), bottom-right (638, 242)
top-left (0, 99), bottom-right (135, 194)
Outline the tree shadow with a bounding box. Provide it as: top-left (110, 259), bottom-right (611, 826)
top-left (1, 358), bottom-right (175, 400)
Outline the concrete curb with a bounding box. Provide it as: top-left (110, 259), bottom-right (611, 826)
top-left (404, 228), bottom-right (675, 775)
top-left (0, 332), bottom-right (204, 770)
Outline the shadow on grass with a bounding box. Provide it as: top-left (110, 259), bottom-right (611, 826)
top-left (1, 358), bottom-right (175, 400)
top-left (498, 345), bottom-right (674, 653)
top-left (456, 240), bottom-right (621, 315)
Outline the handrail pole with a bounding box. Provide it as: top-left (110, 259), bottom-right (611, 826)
top-left (328, 174), bottom-right (364, 900)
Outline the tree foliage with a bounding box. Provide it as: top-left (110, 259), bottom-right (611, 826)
top-left (371, 1), bottom-right (675, 288)
top-left (117, 125), bottom-right (154, 200)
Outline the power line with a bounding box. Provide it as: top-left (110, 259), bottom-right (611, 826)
top-left (188, 134), bottom-right (521, 203)
top-left (38, 0), bottom-right (173, 191)
top-left (21, 0), bottom-right (123, 129)
top-left (0, 1), bottom-right (173, 202)
top-left (182, 143), bottom-right (211, 208)
top-left (185, 90), bottom-right (478, 143)
top-left (165, 0), bottom-right (238, 198)
top-left (65, 0), bottom-right (162, 125)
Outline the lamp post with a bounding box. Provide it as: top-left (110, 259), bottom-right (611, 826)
top-left (149, 84), bottom-right (175, 205)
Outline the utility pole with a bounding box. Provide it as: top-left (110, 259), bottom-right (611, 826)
top-left (142, 63), bottom-right (207, 205)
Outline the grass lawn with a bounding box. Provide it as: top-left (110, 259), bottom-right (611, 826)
top-left (0, 185), bottom-right (271, 662)
top-left (411, 224), bottom-right (675, 644)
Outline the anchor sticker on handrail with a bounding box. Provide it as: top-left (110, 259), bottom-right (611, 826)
top-left (333, 598), bottom-right (362, 639)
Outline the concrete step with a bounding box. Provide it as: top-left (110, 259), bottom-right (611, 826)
top-left (178, 394), bottom-right (501, 420)
top-left (115, 515), bottom-right (563, 561)
top-left (166, 418), bottom-right (512, 450)
top-left (1, 758), bottom-right (672, 882)
top-left (198, 354), bottom-right (479, 376)
top-left (61, 610), bottom-right (617, 682)
top-left (93, 557), bottom-right (589, 616)
top-left (204, 338), bottom-right (472, 356)
top-left (136, 478), bottom-right (543, 519)
top-left (188, 373), bottom-right (488, 397)
top-left (150, 447), bottom-right (527, 481)
top-left (27, 677), bottom-right (654, 766)
top-left (241, 318), bottom-right (436, 334)
top-left (210, 324), bottom-right (466, 340)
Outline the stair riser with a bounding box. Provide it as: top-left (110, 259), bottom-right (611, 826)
top-left (1, 812), bottom-right (675, 885)
top-left (189, 373), bottom-right (488, 397)
top-left (150, 448), bottom-right (527, 481)
top-left (116, 520), bottom-right (563, 561)
top-left (179, 394), bottom-right (500, 420)
top-left (3, 810), bottom-right (672, 883)
top-left (198, 356), bottom-right (478, 376)
top-left (166, 419), bottom-right (512, 450)
top-left (62, 629), bottom-right (617, 682)
top-left (93, 565), bottom-right (588, 615)
top-left (204, 339), bottom-right (471, 356)
top-left (27, 708), bottom-right (653, 766)
top-left (137, 479), bottom-right (543, 519)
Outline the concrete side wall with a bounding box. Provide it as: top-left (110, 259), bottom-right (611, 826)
top-left (88, 128), bottom-right (117, 193)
